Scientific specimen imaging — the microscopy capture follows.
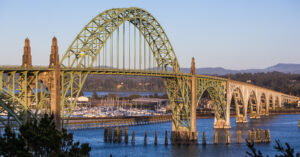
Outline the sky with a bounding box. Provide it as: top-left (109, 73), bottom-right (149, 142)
top-left (0, 0), bottom-right (299, 70)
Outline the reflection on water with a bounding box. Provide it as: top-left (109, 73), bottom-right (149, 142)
top-left (71, 114), bottom-right (300, 157)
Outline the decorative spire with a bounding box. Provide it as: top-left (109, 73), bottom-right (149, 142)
top-left (49, 37), bottom-right (59, 68)
top-left (22, 37), bottom-right (32, 68)
top-left (191, 57), bottom-right (196, 75)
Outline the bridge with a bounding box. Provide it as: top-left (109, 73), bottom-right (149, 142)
top-left (0, 7), bottom-right (299, 144)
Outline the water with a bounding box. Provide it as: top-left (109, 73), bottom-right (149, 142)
top-left (83, 91), bottom-right (166, 97)
top-left (71, 114), bottom-right (300, 157)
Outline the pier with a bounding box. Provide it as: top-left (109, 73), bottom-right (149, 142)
top-left (65, 115), bottom-right (171, 130)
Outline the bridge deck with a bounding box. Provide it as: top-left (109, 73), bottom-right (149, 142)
top-left (0, 66), bottom-right (298, 100)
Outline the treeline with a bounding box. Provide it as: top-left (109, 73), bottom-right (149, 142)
top-left (83, 72), bottom-right (300, 96)
top-left (222, 72), bottom-right (300, 96)
top-left (83, 75), bottom-right (165, 92)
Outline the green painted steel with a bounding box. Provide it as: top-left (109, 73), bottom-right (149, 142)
top-left (0, 70), bottom-right (49, 127)
top-left (60, 7), bottom-right (180, 72)
top-left (58, 7), bottom-right (183, 124)
top-left (196, 78), bottom-right (227, 121)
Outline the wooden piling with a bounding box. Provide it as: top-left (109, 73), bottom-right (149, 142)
top-left (202, 132), bottom-right (206, 145)
top-left (214, 131), bottom-right (218, 144)
top-left (113, 127), bottom-right (118, 143)
top-left (155, 130), bottom-right (158, 145)
top-left (104, 127), bottom-right (108, 143)
top-left (109, 127), bottom-right (113, 143)
top-left (125, 127), bottom-right (128, 144)
top-left (144, 130), bottom-right (148, 145)
top-left (251, 128), bottom-right (256, 143)
top-left (266, 129), bottom-right (271, 143)
top-left (260, 129), bottom-right (265, 143)
top-left (165, 130), bottom-right (168, 145)
top-left (226, 131), bottom-right (230, 145)
top-left (131, 130), bottom-right (135, 145)
top-left (118, 127), bottom-right (122, 143)
top-left (248, 130), bottom-right (251, 142)
top-left (256, 128), bottom-right (261, 143)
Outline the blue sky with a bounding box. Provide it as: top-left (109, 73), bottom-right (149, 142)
top-left (0, 0), bottom-right (299, 69)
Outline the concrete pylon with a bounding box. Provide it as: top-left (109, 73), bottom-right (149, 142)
top-left (49, 37), bottom-right (61, 130)
top-left (22, 38), bottom-right (32, 68)
top-left (170, 57), bottom-right (198, 145)
top-left (191, 57), bottom-right (197, 133)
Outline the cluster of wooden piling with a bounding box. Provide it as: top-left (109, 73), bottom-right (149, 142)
top-left (212, 130), bottom-right (241, 144)
top-left (104, 128), bottom-right (273, 145)
top-left (247, 128), bottom-right (270, 143)
top-left (104, 127), bottom-right (169, 145)
top-left (67, 115), bottom-right (171, 130)
top-left (213, 131), bottom-right (231, 144)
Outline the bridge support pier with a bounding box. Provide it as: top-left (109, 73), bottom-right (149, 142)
top-left (171, 130), bottom-right (198, 145)
top-left (213, 82), bottom-right (232, 129)
top-left (214, 119), bottom-right (231, 129)
top-left (49, 37), bottom-right (61, 130)
top-left (236, 115), bottom-right (248, 123)
top-left (170, 58), bottom-right (198, 144)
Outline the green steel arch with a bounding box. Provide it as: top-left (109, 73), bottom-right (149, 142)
top-left (59, 7), bottom-right (182, 124)
top-left (60, 7), bottom-right (180, 72)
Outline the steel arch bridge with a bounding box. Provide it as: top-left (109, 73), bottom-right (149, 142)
top-left (0, 7), bottom-right (299, 144)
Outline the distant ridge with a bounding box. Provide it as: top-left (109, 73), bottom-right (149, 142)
top-left (94, 63), bottom-right (300, 75)
top-left (179, 63), bottom-right (300, 75)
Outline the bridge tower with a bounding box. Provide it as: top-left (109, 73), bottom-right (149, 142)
top-left (22, 38), bottom-right (32, 68)
top-left (170, 58), bottom-right (198, 144)
top-left (49, 37), bottom-right (61, 130)
top-left (191, 57), bottom-right (197, 133)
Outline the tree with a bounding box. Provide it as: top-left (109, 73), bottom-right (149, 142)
top-left (0, 114), bottom-right (91, 157)
top-left (246, 139), bottom-right (300, 157)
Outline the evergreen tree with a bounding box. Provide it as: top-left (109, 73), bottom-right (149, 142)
top-left (0, 114), bottom-right (91, 157)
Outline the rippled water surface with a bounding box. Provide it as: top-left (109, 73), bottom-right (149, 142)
top-left (71, 114), bottom-right (300, 157)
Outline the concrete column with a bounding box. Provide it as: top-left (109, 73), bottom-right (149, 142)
top-left (242, 90), bottom-right (249, 123)
top-left (191, 57), bottom-right (197, 133)
top-left (278, 96), bottom-right (282, 107)
top-left (243, 99), bottom-right (248, 123)
top-left (256, 91), bottom-right (261, 119)
top-left (49, 37), bottom-right (61, 130)
top-left (225, 81), bottom-right (231, 128)
top-left (22, 38), bottom-right (32, 68)
top-left (265, 96), bottom-right (269, 116)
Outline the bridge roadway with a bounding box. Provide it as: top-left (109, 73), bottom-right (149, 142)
top-left (0, 65), bottom-right (298, 100)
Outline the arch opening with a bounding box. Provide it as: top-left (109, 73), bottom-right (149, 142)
top-left (269, 95), bottom-right (274, 110)
top-left (197, 86), bottom-right (226, 128)
top-left (230, 88), bottom-right (246, 123)
top-left (260, 93), bottom-right (267, 115)
top-left (248, 91), bottom-right (259, 119)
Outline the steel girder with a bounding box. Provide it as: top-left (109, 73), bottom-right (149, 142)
top-left (164, 77), bottom-right (191, 130)
top-left (0, 70), bottom-right (50, 127)
top-left (196, 77), bottom-right (227, 121)
top-left (60, 71), bottom-right (88, 125)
